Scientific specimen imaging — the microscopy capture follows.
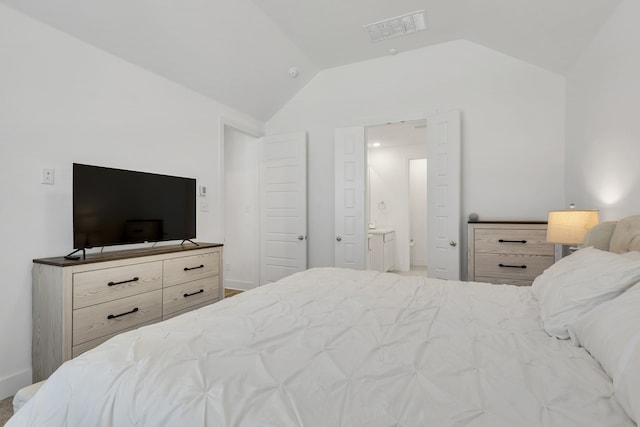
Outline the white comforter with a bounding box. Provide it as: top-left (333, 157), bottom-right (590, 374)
top-left (9, 268), bottom-right (634, 426)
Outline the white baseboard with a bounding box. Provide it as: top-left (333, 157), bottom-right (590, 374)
top-left (0, 368), bottom-right (32, 400)
top-left (224, 278), bottom-right (257, 291)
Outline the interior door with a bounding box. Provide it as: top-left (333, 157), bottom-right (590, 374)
top-left (334, 127), bottom-right (366, 269)
top-left (427, 110), bottom-right (461, 280)
top-left (260, 132), bottom-right (307, 285)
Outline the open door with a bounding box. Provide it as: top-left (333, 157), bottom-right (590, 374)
top-left (334, 127), bottom-right (366, 269)
top-left (427, 110), bottom-right (461, 280)
top-left (260, 132), bottom-right (307, 284)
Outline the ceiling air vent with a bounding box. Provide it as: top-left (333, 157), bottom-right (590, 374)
top-left (365, 10), bottom-right (427, 42)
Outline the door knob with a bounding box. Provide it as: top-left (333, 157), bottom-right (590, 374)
top-left (336, 236), bottom-right (342, 242)
top-left (449, 241), bottom-right (457, 247)
top-left (298, 235), bottom-right (304, 241)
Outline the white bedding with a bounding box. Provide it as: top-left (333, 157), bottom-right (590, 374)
top-left (8, 268), bottom-right (634, 426)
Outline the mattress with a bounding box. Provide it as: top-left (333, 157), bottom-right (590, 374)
top-left (8, 268), bottom-right (634, 426)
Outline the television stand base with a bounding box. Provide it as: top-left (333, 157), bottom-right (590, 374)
top-left (64, 248), bottom-right (86, 260)
top-left (180, 239), bottom-right (199, 247)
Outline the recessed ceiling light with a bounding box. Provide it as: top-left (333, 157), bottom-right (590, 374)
top-left (389, 48), bottom-right (398, 56)
top-left (365, 10), bottom-right (427, 42)
top-left (288, 67), bottom-right (299, 78)
top-left (372, 142), bottom-right (381, 147)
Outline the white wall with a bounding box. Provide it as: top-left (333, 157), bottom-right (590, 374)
top-left (565, 0), bottom-right (640, 221)
top-left (409, 159), bottom-right (427, 267)
top-left (368, 143), bottom-right (426, 271)
top-left (267, 40), bottom-right (566, 273)
top-left (223, 126), bottom-right (259, 290)
top-left (0, 4), bottom-right (263, 399)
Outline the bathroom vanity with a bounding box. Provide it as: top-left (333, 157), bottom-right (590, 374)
top-left (368, 229), bottom-right (395, 272)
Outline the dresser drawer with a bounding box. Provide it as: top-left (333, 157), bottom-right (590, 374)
top-left (162, 300), bottom-right (213, 321)
top-left (474, 253), bottom-right (554, 281)
top-left (163, 251), bottom-right (220, 286)
top-left (474, 229), bottom-right (553, 256)
top-left (73, 289), bottom-right (162, 346)
top-left (72, 320), bottom-right (157, 358)
top-left (73, 261), bottom-right (163, 309)
top-left (163, 276), bottom-right (219, 316)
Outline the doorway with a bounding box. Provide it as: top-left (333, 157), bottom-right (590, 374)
top-left (409, 158), bottom-right (427, 273)
top-left (366, 121), bottom-right (427, 273)
top-left (222, 123), bottom-right (308, 290)
top-left (223, 124), bottom-right (260, 291)
top-left (335, 110), bottom-right (461, 279)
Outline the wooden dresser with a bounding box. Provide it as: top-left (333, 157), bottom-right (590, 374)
top-left (467, 222), bottom-right (554, 286)
top-left (32, 243), bottom-right (223, 382)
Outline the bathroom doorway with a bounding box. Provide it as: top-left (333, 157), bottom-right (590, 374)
top-left (409, 158), bottom-right (427, 274)
top-left (366, 120), bottom-right (427, 274)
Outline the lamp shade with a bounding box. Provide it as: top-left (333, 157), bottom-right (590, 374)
top-left (546, 210), bottom-right (599, 244)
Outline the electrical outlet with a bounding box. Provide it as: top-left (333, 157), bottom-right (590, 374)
top-left (200, 201), bottom-right (209, 212)
top-left (41, 168), bottom-right (55, 185)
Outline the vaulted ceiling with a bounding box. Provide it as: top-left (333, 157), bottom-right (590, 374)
top-left (0, 0), bottom-right (621, 121)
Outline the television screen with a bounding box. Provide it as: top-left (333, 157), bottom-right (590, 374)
top-left (73, 163), bottom-right (196, 249)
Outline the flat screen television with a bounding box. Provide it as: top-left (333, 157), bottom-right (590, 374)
top-left (73, 163), bottom-right (196, 250)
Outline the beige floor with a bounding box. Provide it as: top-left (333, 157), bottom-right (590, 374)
top-left (0, 396), bottom-right (12, 426)
top-left (224, 288), bottom-right (243, 298)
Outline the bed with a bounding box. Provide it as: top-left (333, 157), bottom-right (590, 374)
top-left (8, 217), bottom-right (640, 426)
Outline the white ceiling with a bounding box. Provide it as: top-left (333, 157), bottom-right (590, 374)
top-left (0, 0), bottom-right (621, 121)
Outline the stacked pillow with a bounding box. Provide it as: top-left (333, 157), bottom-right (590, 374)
top-left (532, 246), bottom-right (640, 339)
top-left (568, 285), bottom-right (640, 422)
top-left (532, 247), bottom-right (640, 424)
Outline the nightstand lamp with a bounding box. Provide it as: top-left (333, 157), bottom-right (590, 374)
top-left (547, 208), bottom-right (599, 260)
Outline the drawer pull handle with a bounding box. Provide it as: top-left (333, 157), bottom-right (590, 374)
top-left (184, 289), bottom-right (204, 298)
top-left (107, 277), bottom-right (139, 287)
top-left (184, 264), bottom-right (204, 271)
top-left (107, 307), bottom-right (139, 319)
top-left (498, 263), bottom-right (527, 269)
top-left (498, 239), bottom-right (527, 244)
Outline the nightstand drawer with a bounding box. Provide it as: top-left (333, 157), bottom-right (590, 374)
top-left (474, 253), bottom-right (554, 280)
top-left (469, 222), bottom-right (554, 286)
top-left (474, 229), bottom-right (553, 256)
top-left (163, 276), bottom-right (219, 316)
top-left (73, 289), bottom-right (162, 346)
top-left (73, 261), bottom-right (163, 309)
top-left (163, 252), bottom-right (220, 286)
top-left (474, 276), bottom-right (535, 287)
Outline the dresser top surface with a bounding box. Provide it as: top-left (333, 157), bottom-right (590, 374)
top-left (34, 242), bottom-right (223, 267)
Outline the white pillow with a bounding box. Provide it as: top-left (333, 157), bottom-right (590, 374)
top-left (569, 285), bottom-right (640, 423)
top-left (616, 343), bottom-right (640, 423)
top-left (531, 246), bottom-right (640, 339)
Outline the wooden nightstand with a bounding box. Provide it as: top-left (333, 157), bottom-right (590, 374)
top-left (467, 221), bottom-right (554, 286)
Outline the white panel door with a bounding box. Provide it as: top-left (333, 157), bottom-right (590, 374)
top-left (260, 132), bottom-right (307, 285)
top-left (334, 127), bottom-right (366, 269)
top-left (427, 110), bottom-right (461, 280)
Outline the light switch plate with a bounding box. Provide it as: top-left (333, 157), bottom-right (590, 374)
top-left (41, 168), bottom-right (55, 185)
